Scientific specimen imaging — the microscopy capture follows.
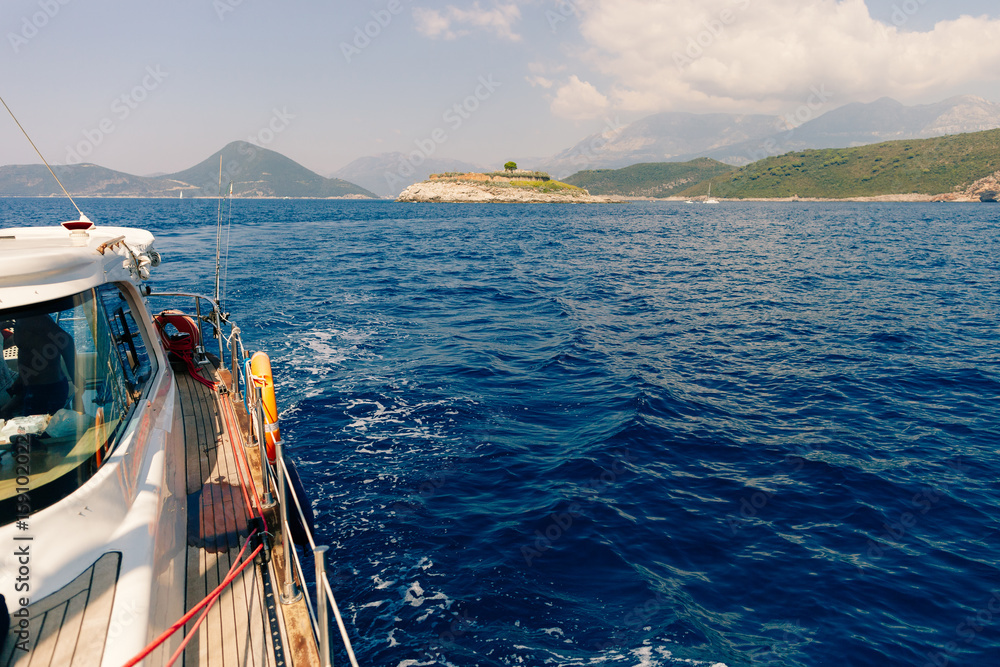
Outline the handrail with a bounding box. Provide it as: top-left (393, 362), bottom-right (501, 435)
top-left (266, 403), bottom-right (361, 667)
top-left (147, 291), bottom-right (359, 667)
top-left (148, 291), bottom-right (232, 375)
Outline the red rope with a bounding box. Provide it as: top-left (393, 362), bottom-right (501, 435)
top-left (163, 532), bottom-right (258, 666)
top-left (182, 351), bottom-right (219, 390)
top-left (218, 391), bottom-right (257, 522)
top-left (218, 389), bottom-right (269, 533)
top-left (122, 535), bottom-right (262, 667)
top-left (124, 373), bottom-right (275, 666)
top-left (123, 334), bottom-right (281, 666)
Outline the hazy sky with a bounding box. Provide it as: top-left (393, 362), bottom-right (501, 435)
top-left (2, 0), bottom-right (999, 176)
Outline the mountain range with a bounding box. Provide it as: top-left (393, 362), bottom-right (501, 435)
top-left (332, 153), bottom-right (486, 199)
top-left (4, 96), bottom-right (1000, 199)
top-left (535, 95), bottom-right (1000, 177)
top-left (0, 141), bottom-right (377, 199)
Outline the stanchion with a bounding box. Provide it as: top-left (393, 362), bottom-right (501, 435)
top-left (277, 434), bottom-right (302, 604)
top-left (314, 545), bottom-right (331, 667)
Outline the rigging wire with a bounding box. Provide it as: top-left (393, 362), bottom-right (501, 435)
top-left (0, 94), bottom-right (89, 222)
top-left (222, 182), bottom-right (234, 309)
top-left (214, 155), bottom-right (224, 307)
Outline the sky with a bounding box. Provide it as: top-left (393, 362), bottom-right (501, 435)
top-left (2, 0), bottom-right (1000, 177)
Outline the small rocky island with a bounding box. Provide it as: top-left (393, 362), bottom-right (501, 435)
top-left (396, 166), bottom-right (624, 203)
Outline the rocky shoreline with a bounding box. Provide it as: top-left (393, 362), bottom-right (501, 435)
top-left (396, 180), bottom-right (624, 203)
top-left (660, 194), bottom-right (980, 203)
top-left (396, 169), bottom-right (1000, 204)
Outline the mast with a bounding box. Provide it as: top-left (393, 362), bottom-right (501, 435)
top-left (214, 156), bottom-right (224, 307)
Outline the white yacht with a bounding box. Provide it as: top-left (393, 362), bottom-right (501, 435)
top-left (0, 216), bottom-right (356, 666)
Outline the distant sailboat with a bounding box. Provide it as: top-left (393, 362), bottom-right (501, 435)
top-left (704, 183), bottom-right (719, 204)
top-left (179, 191), bottom-right (183, 199)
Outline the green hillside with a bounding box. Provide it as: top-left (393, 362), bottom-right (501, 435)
top-left (0, 164), bottom-right (186, 197)
top-left (168, 141), bottom-right (376, 198)
top-left (0, 142), bottom-right (378, 198)
top-left (564, 158), bottom-right (734, 197)
top-left (679, 129), bottom-right (1000, 199)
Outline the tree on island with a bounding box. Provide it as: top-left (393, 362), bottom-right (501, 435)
top-left (504, 161), bottom-right (517, 172)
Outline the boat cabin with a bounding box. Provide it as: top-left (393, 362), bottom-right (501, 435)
top-left (0, 220), bottom-right (351, 667)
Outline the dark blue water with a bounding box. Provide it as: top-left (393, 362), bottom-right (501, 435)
top-left (4, 198), bottom-right (1000, 666)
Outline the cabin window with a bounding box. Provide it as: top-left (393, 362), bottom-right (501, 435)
top-left (98, 283), bottom-right (156, 402)
top-left (0, 285), bottom-right (158, 522)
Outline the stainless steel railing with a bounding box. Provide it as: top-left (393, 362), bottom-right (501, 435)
top-left (148, 291), bottom-right (358, 667)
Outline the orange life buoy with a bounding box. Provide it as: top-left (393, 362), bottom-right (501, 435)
top-left (250, 351), bottom-right (280, 463)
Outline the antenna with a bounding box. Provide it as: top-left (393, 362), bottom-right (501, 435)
top-left (214, 155), bottom-right (224, 307)
top-left (213, 158), bottom-right (234, 313)
top-left (221, 181), bottom-right (233, 310)
top-left (0, 94), bottom-right (90, 223)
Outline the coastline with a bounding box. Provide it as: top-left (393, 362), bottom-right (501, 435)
top-left (396, 179), bottom-right (625, 203)
top-left (394, 177), bottom-right (990, 204)
top-left (0, 194), bottom-right (379, 200)
top-left (0, 193), bottom-right (989, 203)
top-left (650, 193), bottom-right (985, 203)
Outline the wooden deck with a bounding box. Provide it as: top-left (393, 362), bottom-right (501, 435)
top-left (1, 363), bottom-right (320, 666)
top-left (179, 370), bottom-right (279, 667)
top-left (179, 364), bottom-right (320, 667)
top-left (0, 553), bottom-right (120, 667)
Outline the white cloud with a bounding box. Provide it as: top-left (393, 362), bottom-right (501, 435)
top-left (572, 0), bottom-right (1000, 113)
top-left (550, 75), bottom-right (610, 120)
top-left (526, 75), bottom-right (554, 88)
top-left (412, 8), bottom-right (454, 39)
top-left (413, 2), bottom-right (522, 41)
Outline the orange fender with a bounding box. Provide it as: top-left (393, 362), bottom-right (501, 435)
top-left (250, 351), bottom-right (280, 463)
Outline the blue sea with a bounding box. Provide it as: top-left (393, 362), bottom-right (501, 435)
top-left (4, 197), bottom-right (999, 666)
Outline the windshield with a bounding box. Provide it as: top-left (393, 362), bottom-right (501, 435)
top-left (0, 285), bottom-right (157, 521)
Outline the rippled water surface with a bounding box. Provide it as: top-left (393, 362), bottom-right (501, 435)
top-left (5, 198), bottom-right (999, 666)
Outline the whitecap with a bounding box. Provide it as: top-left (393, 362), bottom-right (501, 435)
top-left (404, 581), bottom-right (425, 606)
